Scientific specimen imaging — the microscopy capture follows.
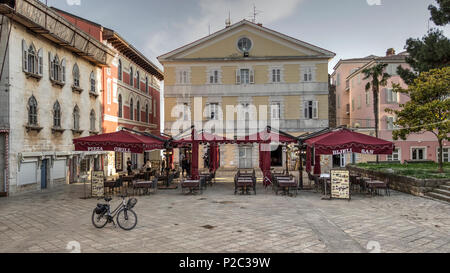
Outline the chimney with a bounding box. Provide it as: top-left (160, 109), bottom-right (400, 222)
top-left (386, 48), bottom-right (396, 56)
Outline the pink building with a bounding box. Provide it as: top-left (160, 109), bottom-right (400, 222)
top-left (332, 49), bottom-right (449, 163)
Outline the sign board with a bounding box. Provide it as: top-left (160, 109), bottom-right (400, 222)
top-left (330, 169), bottom-right (351, 200)
top-left (91, 171), bottom-right (105, 198)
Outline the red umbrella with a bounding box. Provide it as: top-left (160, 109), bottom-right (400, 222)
top-left (236, 130), bottom-right (297, 144)
top-left (73, 130), bottom-right (166, 153)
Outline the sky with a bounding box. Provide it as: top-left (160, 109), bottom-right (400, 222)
top-left (48, 0), bottom-right (450, 73)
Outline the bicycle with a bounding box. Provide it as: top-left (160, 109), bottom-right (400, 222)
top-left (92, 195), bottom-right (138, 231)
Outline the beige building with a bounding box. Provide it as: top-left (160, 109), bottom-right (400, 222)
top-left (158, 20), bottom-right (335, 170)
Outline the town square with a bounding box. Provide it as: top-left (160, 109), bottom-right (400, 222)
top-left (0, 0), bottom-right (449, 256)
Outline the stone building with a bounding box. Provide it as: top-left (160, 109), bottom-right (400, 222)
top-left (158, 20), bottom-right (335, 170)
top-left (0, 0), bottom-right (112, 196)
top-left (53, 8), bottom-right (164, 177)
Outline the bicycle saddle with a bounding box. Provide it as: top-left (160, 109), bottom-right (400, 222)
top-left (104, 197), bottom-right (112, 202)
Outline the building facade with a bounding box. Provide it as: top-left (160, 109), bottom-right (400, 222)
top-left (159, 20), bottom-right (335, 170)
top-left (54, 8), bottom-right (164, 177)
top-left (0, 0), bottom-right (112, 196)
top-left (332, 49), bottom-right (449, 164)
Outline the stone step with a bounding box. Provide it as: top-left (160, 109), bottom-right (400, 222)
top-left (426, 192), bottom-right (450, 203)
top-left (439, 185), bottom-right (450, 191)
top-left (433, 188), bottom-right (450, 197)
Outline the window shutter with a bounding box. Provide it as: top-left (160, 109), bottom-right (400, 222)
top-left (236, 69), bottom-right (241, 84)
top-left (49, 52), bottom-right (54, 80)
top-left (303, 101), bottom-right (309, 119)
top-left (61, 58), bottom-right (66, 83)
top-left (250, 69), bottom-right (254, 84)
top-left (384, 88), bottom-right (389, 103)
top-left (313, 101), bottom-right (319, 119)
top-left (22, 40), bottom-right (28, 72)
top-left (38, 49), bottom-right (43, 75)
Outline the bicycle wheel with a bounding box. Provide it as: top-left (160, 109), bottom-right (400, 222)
top-left (117, 208), bottom-right (137, 231)
top-left (91, 209), bottom-right (108, 229)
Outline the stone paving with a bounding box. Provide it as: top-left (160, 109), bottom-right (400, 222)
top-left (0, 178), bottom-right (449, 253)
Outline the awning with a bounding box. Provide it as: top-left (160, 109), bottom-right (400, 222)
top-left (235, 130), bottom-right (298, 144)
top-left (73, 130), bottom-right (166, 154)
top-left (172, 130), bottom-right (234, 146)
top-left (305, 128), bottom-right (394, 155)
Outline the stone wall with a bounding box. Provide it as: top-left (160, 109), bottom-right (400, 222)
top-left (347, 165), bottom-right (449, 197)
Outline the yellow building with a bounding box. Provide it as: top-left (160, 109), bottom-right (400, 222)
top-left (158, 20), bottom-right (335, 170)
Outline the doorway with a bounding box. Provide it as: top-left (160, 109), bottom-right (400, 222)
top-left (332, 154), bottom-right (346, 168)
top-left (239, 146), bottom-right (253, 169)
top-left (271, 145), bottom-right (283, 167)
top-left (41, 159), bottom-right (48, 189)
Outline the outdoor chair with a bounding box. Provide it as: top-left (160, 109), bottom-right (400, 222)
top-left (180, 177), bottom-right (204, 195)
top-left (274, 176), bottom-right (298, 197)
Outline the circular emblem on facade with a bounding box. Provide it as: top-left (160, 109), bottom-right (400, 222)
top-left (237, 37), bottom-right (253, 53)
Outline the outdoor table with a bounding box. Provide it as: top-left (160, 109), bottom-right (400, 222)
top-left (104, 180), bottom-right (116, 195)
top-left (121, 175), bottom-right (135, 188)
top-left (181, 180), bottom-right (202, 194)
top-left (366, 180), bottom-right (390, 197)
top-left (133, 180), bottom-right (155, 196)
top-left (235, 178), bottom-right (256, 195)
top-left (275, 177), bottom-right (298, 197)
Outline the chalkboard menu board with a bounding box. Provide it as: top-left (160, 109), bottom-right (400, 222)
top-left (331, 169), bottom-right (351, 200)
top-left (91, 171), bottom-right (105, 198)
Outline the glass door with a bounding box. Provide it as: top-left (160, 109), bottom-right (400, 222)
top-left (239, 146), bottom-right (253, 169)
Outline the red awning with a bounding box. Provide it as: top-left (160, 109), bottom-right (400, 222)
top-left (173, 130), bottom-right (234, 146)
top-left (236, 131), bottom-right (298, 144)
top-left (305, 128), bottom-right (394, 155)
top-left (73, 130), bottom-right (166, 154)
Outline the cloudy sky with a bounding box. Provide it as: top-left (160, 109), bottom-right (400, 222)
top-left (48, 0), bottom-right (449, 72)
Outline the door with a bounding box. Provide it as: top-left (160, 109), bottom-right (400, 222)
top-left (239, 146), bottom-right (253, 169)
top-left (0, 134), bottom-right (5, 193)
top-left (41, 159), bottom-right (48, 189)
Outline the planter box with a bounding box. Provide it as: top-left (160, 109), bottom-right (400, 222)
top-left (347, 165), bottom-right (449, 197)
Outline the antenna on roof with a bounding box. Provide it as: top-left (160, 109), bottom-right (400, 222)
top-left (251, 4), bottom-right (262, 24)
top-left (225, 11), bottom-right (231, 28)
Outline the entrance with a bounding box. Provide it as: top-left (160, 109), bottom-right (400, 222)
top-left (0, 134), bottom-right (5, 194)
top-left (41, 159), bottom-right (48, 189)
top-left (332, 154), bottom-right (346, 168)
top-left (271, 145), bottom-right (283, 167)
top-left (239, 146), bottom-right (253, 169)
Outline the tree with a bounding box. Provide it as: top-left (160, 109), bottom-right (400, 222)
top-left (429, 0), bottom-right (450, 26)
top-left (386, 67), bottom-right (450, 173)
top-left (397, 29), bottom-right (450, 85)
top-left (362, 63), bottom-right (391, 162)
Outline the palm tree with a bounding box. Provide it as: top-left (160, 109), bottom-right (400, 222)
top-left (362, 63), bottom-right (391, 162)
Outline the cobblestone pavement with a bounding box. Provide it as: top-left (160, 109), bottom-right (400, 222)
top-left (0, 179), bottom-right (449, 253)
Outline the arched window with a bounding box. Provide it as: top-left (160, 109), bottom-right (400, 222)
top-left (136, 71), bottom-right (140, 89)
top-left (145, 104), bottom-right (149, 123)
top-left (73, 64), bottom-right (80, 87)
top-left (73, 105), bottom-right (80, 131)
top-left (27, 44), bottom-right (36, 74)
top-left (145, 77), bottom-right (148, 94)
top-left (28, 96), bottom-right (38, 126)
top-left (53, 101), bottom-right (61, 128)
top-left (90, 71), bottom-right (96, 93)
top-left (129, 98), bottom-right (134, 120)
top-left (136, 101), bottom-right (140, 121)
top-left (51, 55), bottom-right (60, 81)
top-left (118, 59), bottom-right (122, 81)
top-left (129, 67), bottom-right (133, 86)
top-left (118, 94), bottom-right (123, 118)
top-left (90, 110), bottom-right (96, 131)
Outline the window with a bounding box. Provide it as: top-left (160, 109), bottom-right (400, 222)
top-left (49, 54), bottom-right (65, 83)
top-left (272, 69), bottom-right (281, 83)
top-left (336, 73), bottom-right (340, 86)
top-left (209, 70), bottom-right (219, 84)
top-left (236, 69), bottom-right (253, 84)
top-left (28, 96), bottom-right (38, 126)
top-left (366, 91), bottom-right (371, 105)
top-left (183, 103), bottom-right (190, 121)
top-left (118, 59), bottom-right (122, 81)
top-left (303, 67), bottom-right (313, 82)
top-left (118, 94), bottom-right (123, 118)
top-left (90, 110), bottom-right (96, 131)
top-left (387, 148), bottom-right (401, 161)
top-left (237, 37), bottom-right (252, 52)
top-left (145, 104), bottom-right (149, 123)
top-left (208, 103), bottom-right (219, 120)
top-left (438, 148), bottom-right (450, 163)
top-left (387, 116), bottom-right (398, 130)
top-left (386, 64), bottom-right (398, 76)
top-left (136, 101), bottom-right (140, 122)
top-left (129, 67), bottom-right (133, 86)
top-left (337, 94), bottom-right (341, 109)
top-left (136, 71), bottom-right (140, 89)
top-left (271, 103), bottom-right (281, 120)
top-left (22, 41), bottom-right (43, 76)
top-left (304, 101), bottom-right (318, 119)
top-left (178, 70), bottom-right (190, 84)
top-left (73, 106), bottom-right (80, 131)
top-left (130, 98), bottom-right (134, 120)
top-left (53, 101), bottom-right (61, 128)
top-left (385, 88), bottom-right (398, 103)
top-left (90, 72), bottom-right (96, 93)
top-left (73, 64), bottom-right (80, 87)
top-left (145, 77), bottom-right (149, 93)
top-left (412, 147), bottom-right (426, 161)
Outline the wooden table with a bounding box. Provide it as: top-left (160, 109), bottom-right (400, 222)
top-left (181, 180), bottom-right (202, 194)
top-left (274, 177), bottom-right (298, 196)
top-left (235, 177), bottom-right (256, 195)
top-left (366, 180), bottom-right (390, 197)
